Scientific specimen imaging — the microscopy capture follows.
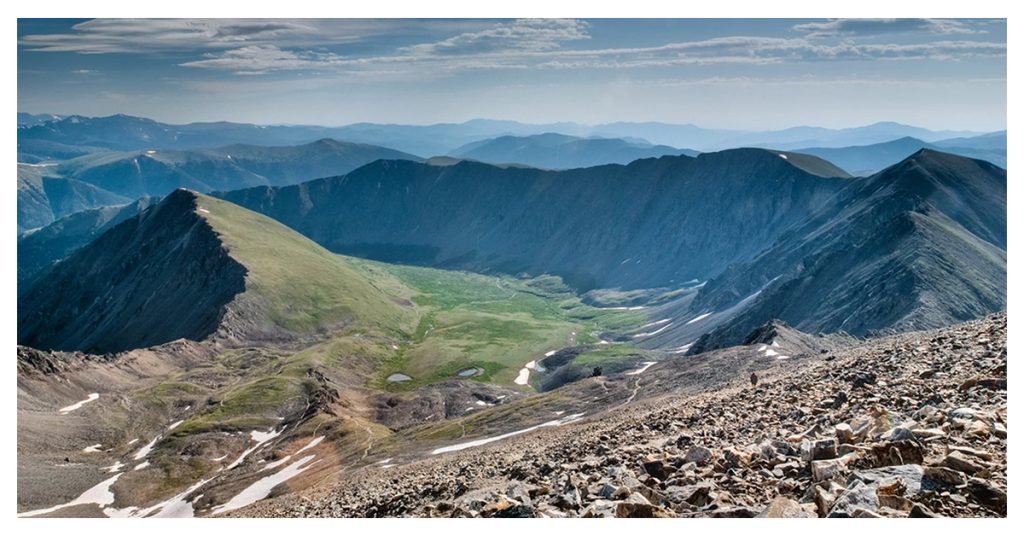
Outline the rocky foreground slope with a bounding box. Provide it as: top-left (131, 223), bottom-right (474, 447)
top-left (235, 313), bottom-right (1007, 518)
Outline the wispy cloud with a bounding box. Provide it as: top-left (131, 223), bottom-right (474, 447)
top-left (179, 33), bottom-right (1007, 76)
top-left (21, 18), bottom-right (1006, 80)
top-left (401, 19), bottom-right (590, 55)
top-left (180, 45), bottom-right (348, 75)
top-left (20, 19), bottom-right (324, 53)
top-left (18, 19), bottom-right (486, 54)
top-left (793, 18), bottom-right (981, 38)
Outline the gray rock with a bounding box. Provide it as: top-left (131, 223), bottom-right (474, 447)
top-left (801, 438), bottom-right (838, 461)
top-left (850, 464), bottom-right (925, 497)
top-left (828, 480), bottom-right (879, 517)
top-left (684, 445), bottom-right (713, 465)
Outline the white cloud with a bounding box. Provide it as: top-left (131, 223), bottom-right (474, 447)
top-left (793, 19), bottom-right (981, 38)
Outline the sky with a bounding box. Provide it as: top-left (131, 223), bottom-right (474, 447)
top-left (17, 18), bottom-right (1007, 131)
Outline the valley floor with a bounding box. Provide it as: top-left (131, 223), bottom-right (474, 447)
top-left (230, 313), bottom-right (1007, 518)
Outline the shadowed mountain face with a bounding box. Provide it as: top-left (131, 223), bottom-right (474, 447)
top-left (449, 133), bottom-right (698, 169)
top-left (18, 189), bottom-right (415, 353)
top-left (218, 149), bottom-right (849, 290)
top-left (683, 150), bottom-right (1006, 352)
top-left (18, 190), bottom-right (248, 353)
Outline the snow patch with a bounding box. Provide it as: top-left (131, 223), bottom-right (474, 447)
top-left (102, 462), bottom-right (125, 473)
top-left (59, 393), bottom-right (99, 414)
top-left (625, 361), bottom-right (657, 376)
top-left (515, 361), bottom-right (538, 385)
top-left (132, 436), bottom-right (161, 460)
top-left (686, 313), bottom-right (713, 325)
top-left (134, 461), bottom-right (150, 471)
top-left (167, 420), bottom-right (184, 431)
top-left (633, 322), bottom-right (673, 338)
top-left (262, 455), bottom-right (292, 472)
top-left (431, 413), bottom-right (586, 455)
top-left (82, 444), bottom-right (103, 453)
top-left (18, 473), bottom-right (123, 517)
top-left (296, 436), bottom-right (325, 454)
top-left (670, 343), bottom-right (694, 354)
top-left (225, 428), bottom-right (283, 471)
top-left (638, 318), bottom-right (671, 330)
top-left (778, 153), bottom-right (789, 160)
top-left (212, 455), bottom-right (317, 515)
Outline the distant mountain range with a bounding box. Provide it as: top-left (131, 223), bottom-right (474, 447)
top-left (15, 139), bottom-right (422, 228)
top-left (448, 133), bottom-right (698, 169)
top-left (18, 113), bottom-right (998, 156)
top-left (17, 164), bottom-right (129, 233)
top-left (17, 112), bottom-right (62, 127)
top-left (792, 133), bottom-right (1007, 175)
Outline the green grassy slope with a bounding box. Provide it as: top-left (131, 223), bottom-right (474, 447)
top-left (197, 193), bottom-right (418, 337)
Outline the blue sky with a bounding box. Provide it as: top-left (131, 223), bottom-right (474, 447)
top-left (17, 18), bottom-right (1007, 130)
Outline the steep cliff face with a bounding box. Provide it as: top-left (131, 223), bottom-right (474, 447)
top-left (684, 150), bottom-right (1006, 352)
top-left (18, 189), bottom-right (416, 354)
top-left (18, 197), bottom-right (160, 287)
top-left (18, 190), bottom-right (248, 353)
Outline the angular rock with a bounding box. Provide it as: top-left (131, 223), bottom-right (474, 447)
top-left (966, 478), bottom-right (1006, 515)
top-left (828, 481), bottom-right (879, 517)
top-left (850, 465), bottom-right (925, 497)
top-left (580, 500), bottom-right (617, 518)
top-left (942, 451), bottom-right (984, 475)
top-left (835, 423), bottom-right (854, 444)
top-left (802, 438), bottom-right (838, 461)
top-left (756, 496), bottom-right (811, 518)
top-left (664, 482), bottom-right (713, 507)
top-left (684, 445), bottom-right (713, 465)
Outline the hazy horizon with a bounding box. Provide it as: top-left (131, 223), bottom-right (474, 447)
top-left (18, 18), bottom-right (1007, 131)
top-left (13, 112), bottom-right (1005, 135)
